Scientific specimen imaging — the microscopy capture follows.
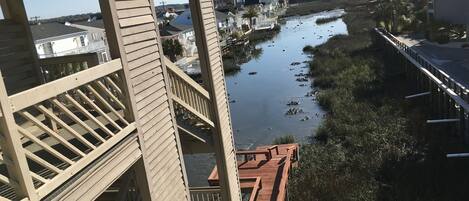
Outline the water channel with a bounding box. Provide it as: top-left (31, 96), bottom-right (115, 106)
top-left (184, 9), bottom-right (348, 186)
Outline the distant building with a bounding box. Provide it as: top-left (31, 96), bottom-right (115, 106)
top-left (213, 0), bottom-right (236, 10)
top-left (428, 0), bottom-right (469, 37)
top-left (160, 9), bottom-right (197, 57)
top-left (429, 0), bottom-right (469, 25)
top-left (243, 0), bottom-right (280, 15)
top-left (429, 0), bottom-right (469, 32)
top-left (215, 11), bottom-right (236, 36)
top-left (69, 19), bottom-right (111, 63)
top-left (160, 9), bottom-right (236, 57)
top-left (31, 23), bottom-right (89, 59)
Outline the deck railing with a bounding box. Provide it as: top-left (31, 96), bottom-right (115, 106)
top-left (276, 146), bottom-right (297, 201)
top-left (39, 53), bottom-right (100, 82)
top-left (164, 57), bottom-right (214, 127)
top-left (189, 186), bottom-right (222, 201)
top-left (240, 177), bottom-right (262, 201)
top-left (375, 28), bottom-right (469, 103)
top-left (0, 59), bottom-right (136, 199)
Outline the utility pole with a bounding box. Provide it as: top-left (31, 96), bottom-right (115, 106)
top-left (160, 0), bottom-right (167, 12)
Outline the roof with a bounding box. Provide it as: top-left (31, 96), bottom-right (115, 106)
top-left (160, 24), bottom-right (184, 37)
top-left (73, 19), bottom-right (105, 29)
top-left (169, 9), bottom-right (193, 31)
top-left (215, 11), bottom-right (229, 22)
top-left (169, 9), bottom-right (232, 31)
top-left (30, 22), bottom-right (86, 41)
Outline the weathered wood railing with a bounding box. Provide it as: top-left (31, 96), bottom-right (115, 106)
top-left (164, 57), bottom-right (214, 127)
top-left (239, 177), bottom-right (262, 201)
top-left (0, 59), bottom-right (136, 200)
top-left (276, 146), bottom-right (298, 201)
top-left (189, 186), bottom-right (222, 201)
top-left (39, 53), bottom-right (100, 82)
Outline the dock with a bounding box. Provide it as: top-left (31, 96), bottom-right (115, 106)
top-left (208, 144), bottom-right (300, 201)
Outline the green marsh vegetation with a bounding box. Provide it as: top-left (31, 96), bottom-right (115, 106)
top-left (288, 0), bottom-right (469, 200)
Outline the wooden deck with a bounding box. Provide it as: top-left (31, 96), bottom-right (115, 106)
top-left (208, 144), bottom-right (299, 201)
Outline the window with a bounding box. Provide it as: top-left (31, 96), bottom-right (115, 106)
top-left (79, 36), bottom-right (86, 47)
top-left (43, 42), bottom-right (54, 56)
top-left (101, 52), bottom-right (109, 62)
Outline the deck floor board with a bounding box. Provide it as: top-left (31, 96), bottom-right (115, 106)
top-left (209, 144), bottom-right (298, 201)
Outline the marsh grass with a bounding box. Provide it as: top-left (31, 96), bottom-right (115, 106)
top-left (273, 135), bottom-right (296, 145)
top-left (315, 16), bottom-right (340, 25)
top-left (288, 1), bottom-right (469, 200)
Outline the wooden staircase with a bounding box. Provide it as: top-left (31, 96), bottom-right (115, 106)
top-left (0, 0), bottom-right (242, 200)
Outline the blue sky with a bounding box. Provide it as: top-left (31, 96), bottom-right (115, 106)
top-left (0, 0), bottom-right (188, 19)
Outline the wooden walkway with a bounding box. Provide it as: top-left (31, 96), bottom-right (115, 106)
top-left (208, 144), bottom-right (299, 201)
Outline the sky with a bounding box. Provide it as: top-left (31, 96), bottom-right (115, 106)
top-left (0, 0), bottom-right (188, 20)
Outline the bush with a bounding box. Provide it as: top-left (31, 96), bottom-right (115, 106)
top-left (302, 45), bottom-right (315, 53)
top-left (273, 135), bottom-right (295, 145)
top-left (434, 32), bottom-right (450, 44)
top-left (315, 16), bottom-right (340, 25)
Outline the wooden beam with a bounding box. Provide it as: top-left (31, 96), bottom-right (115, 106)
top-left (0, 72), bottom-right (38, 200)
top-left (100, 0), bottom-right (189, 200)
top-left (189, 0), bottom-right (242, 199)
top-left (178, 125), bottom-right (208, 144)
top-left (426, 119), bottom-right (460, 124)
top-left (0, 0), bottom-right (11, 18)
top-left (405, 91), bottom-right (430, 99)
top-left (447, 153), bottom-right (469, 158)
top-left (2, 0), bottom-right (44, 87)
top-left (9, 59), bottom-right (122, 112)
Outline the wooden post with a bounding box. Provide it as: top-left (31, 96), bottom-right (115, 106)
top-left (100, 0), bottom-right (190, 200)
top-left (0, 72), bottom-right (38, 200)
top-left (98, 1), bottom-right (154, 200)
top-left (189, 0), bottom-right (242, 200)
top-left (1, 0), bottom-right (44, 87)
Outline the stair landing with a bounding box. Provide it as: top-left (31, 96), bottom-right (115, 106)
top-left (208, 144), bottom-right (299, 201)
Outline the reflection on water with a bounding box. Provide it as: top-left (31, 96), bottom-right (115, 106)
top-left (184, 9), bottom-right (348, 186)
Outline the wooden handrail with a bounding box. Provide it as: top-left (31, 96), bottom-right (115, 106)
top-left (9, 59), bottom-right (122, 112)
top-left (239, 177), bottom-right (262, 201)
top-left (164, 57), bottom-right (210, 99)
top-left (0, 58), bottom-right (137, 199)
top-left (268, 145), bottom-right (279, 155)
top-left (39, 53), bottom-right (99, 66)
top-left (237, 150), bottom-right (272, 161)
top-left (39, 53), bottom-right (100, 82)
top-left (276, 147), bottom-right (297, 201)
top-left (164, 57), bottom-right (214, 126)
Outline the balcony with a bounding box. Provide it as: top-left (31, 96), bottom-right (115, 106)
top-left (0, 0), bottom-right (295, 200)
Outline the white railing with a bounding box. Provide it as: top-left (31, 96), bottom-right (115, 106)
top-left (38, 41), bottom-right (107, 59)
top-left (189, 187), bottom-right (222, 201)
